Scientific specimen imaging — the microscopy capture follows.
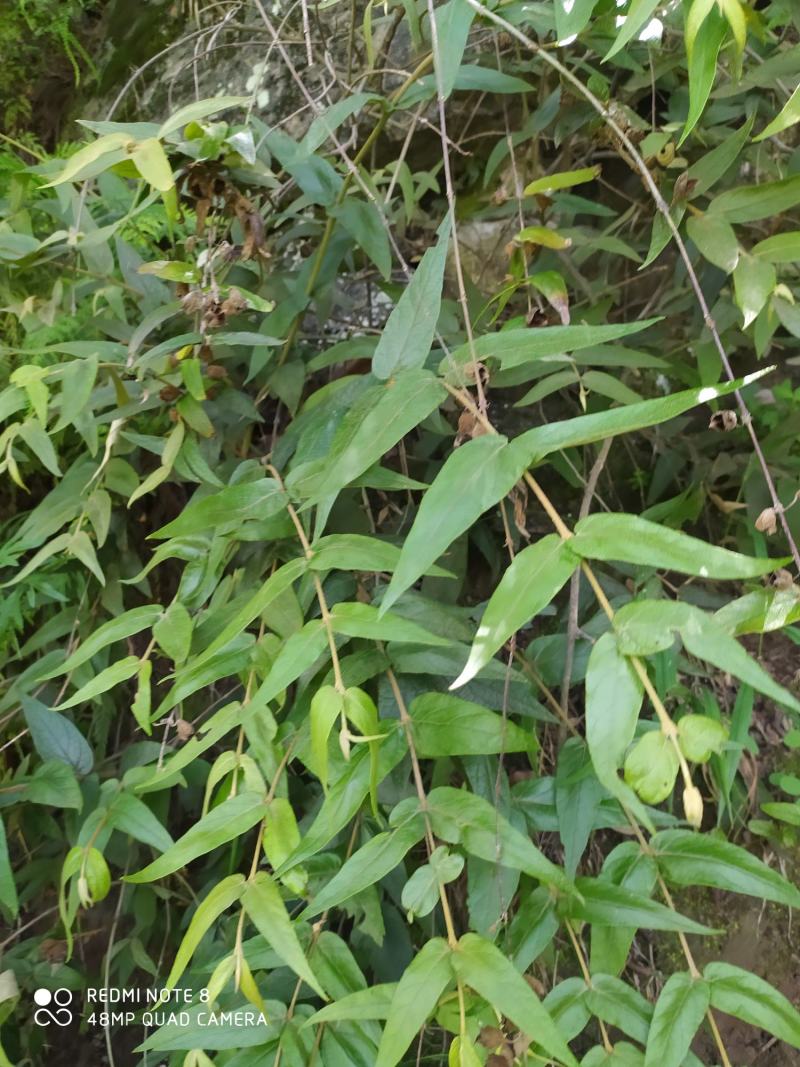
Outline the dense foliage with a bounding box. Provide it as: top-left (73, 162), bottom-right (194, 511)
top-left (3, 1), bottom-right (800, 1064)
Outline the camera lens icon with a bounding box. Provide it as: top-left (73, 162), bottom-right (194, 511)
top-left (33, 988), bottom-right (73, 1026)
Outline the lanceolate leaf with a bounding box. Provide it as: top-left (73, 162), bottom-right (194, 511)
top-left (409, 692), bottom-right (532, 757)
top-left (452, 934), bottom-right (579, 1067)
top-left (243, 872), bottom-right (327, 999)
top-left (515, 370), bottom-right (770, 460)
top-left (426, 787), bottom-right (570, 890)
top-left (452, 534), bottom-right (579, 688)
top-left (375, 938), bottom-right (454, 1067)
top-left (288, 369), bottom-right (447, 503)
top-left (652, 829), bottom-right (800, 907)
top-left (584, 634), bottom-right (651, 829)
top-left (566, 879), bottom-right (716, 934)
top-left (372, 217), bottom-right (451, 379)
top-left (645, 972), bottom-right (709, 1067)
top-left (382, 434), bottom-right (533, 614)
top-left (126, 793), bottom-right (268, 883)
top-left (302, 816), bottom-right (426, 919)
top-left (572, 514), bottom-right (781, 578)
top-left (704, 961), bottom-right (800, 1049)
top-left (165, 875), bottom-right (246, 990)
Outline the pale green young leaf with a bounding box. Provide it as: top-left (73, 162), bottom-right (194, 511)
top-left (525, 165), bottom-right (600, 197)
top-left (310, 685), bottom-right (345, 793)
top-left (158, 95), bottom-right (249, 138)
top-left (754, 84), bottom-right (800, 142)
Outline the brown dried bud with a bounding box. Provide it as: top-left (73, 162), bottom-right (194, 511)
top-left (168, 407), bottom-right (179, 422)
top-left (772, 569), bottom-right (795, 591)
top-left (175, 718), bottom-right (195, 742)
top-left (221, 287), bottom-right (247, 317)
top-left (205, 364), bottom-right (227, 380)
top-left (709, 410), bottom-right (738, 431)
top-left (159, 385), bottom-right (181, 402)
top-left (181, 289), bottom-right (205, 315)
top-left (479, 1027), bottom-right (506, 1050)
top-left (755, 507), bottom-right (778, 536)
top-left (683, 785), bottom-right (704, 829)
top-left (198, 343), bottom-right (214, 363)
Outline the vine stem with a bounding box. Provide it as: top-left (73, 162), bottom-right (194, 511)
top-left (463, 0), bottom-right (800, 576)
top-left (443, 381), bottom-right (733, 1067)
top-left (266, 464), bottom-right (346, 693)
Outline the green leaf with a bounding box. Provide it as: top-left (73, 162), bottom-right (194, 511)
top-left (572, 513), bottom-right (781, 578)
top-left (0, 817), bottom-right (18, 920)
top-left (243, 872), bottom-right (327, 998)
top-left (43, 132), bottom-right (130, 186)
top-left (452, 535), bottom-right (575, 689)
top-left (56, 655), bottom-right (140, 710)
top-left (153, 601), bottom-right (193, 664)
top-left (107, 791), bottom-right (174, 852)
top-left (382, 434), bottom-right (533, 614)
top-left (329, 602), bottom-right (450, 645)
top-left (677, 714), bottom-right (728, 763)
top-left (126, 793), bottom-right (267, 883)
top-left (306, 983), bottom-right (396, 1025)
top-left (432, 0), bottom-right (475, 99)
top-left (452, 933), bottom-right (578, 1067)
top-left (556, 739), bottom-right (605, 877)
top-left (754, 83), bottom-right (800, 141)
top-left (586, 975), bottom-right (652, 1045)
top-left (525, 166), bottom-right (600, 197)
top-left (645, 972), bottom-right (709, 1067)
top-left (427, 787), bottom-right (570, 890)
top-left (704, 961), bottom-right (800, 1049)
top-left (25, 760), bottom-right (82, 809)
top-left (165, 875), bottom-right (246, 990)
top-left (310, 685), bottom-right (345, 793)
top-left (733, 252), bottom-right (776, 328)
top-left (375, 938), bottom-right (453, 1067)
top-left (566, 878), bottom-right (715, 934)
top-left (372, 217), bottom-right (450, 379)
top-left (189, 558), bottom-right (306, 673)
top-left (710, 174), bottom-right (800, 224)
top-left (131, 138), bottom-right (174, 192)
top-left (686, 214), bottom-right (739, 273)
top-left (752, 230), bottom-right (800, 262)
top-left (401, 846), bottom-right (463, 919)
top-left (653, 829), bottom-right (800, 907)
top-left (152, 480), bottom-right (284, 539)
top-left (447, 319), bottom-right (659, 372)
top-left (605, 0), bottom-right (661, 59)
top-left (409, 692), bottom-right (532, 757)
top-left (288, 369), bottom-right (447, 503)
top-left (302, 816), bottom-right (426, 919)
top-left (680, 5), bottom-right (726, 146)
top-left (309, 534), bottom-right (446, 575)
top-left (624, 731), bottom-right (680, 804)
top-left (335, 198), bottom-right (391, 280)
top-left (42, 605), bottom-right (163, 678)
top-left (158, 95), bottom-right (249, 138)
top-left (516, 370), bottom-right (770, 461)
top-left (22, 697), bottom-right (93, 775)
